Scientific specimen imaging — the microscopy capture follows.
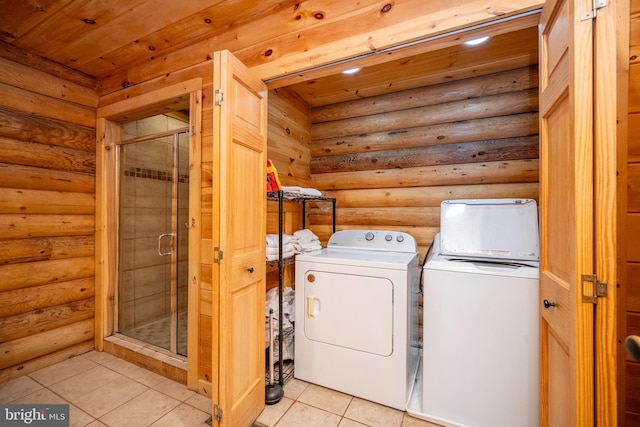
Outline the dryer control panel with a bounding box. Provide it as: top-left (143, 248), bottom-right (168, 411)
top-left (327, 230), bottom-right (417, 253)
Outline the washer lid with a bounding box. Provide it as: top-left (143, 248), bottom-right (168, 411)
top-left (440, 198), bottom-right (539, 262)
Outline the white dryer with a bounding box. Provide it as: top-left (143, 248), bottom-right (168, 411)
top-left (294, 230), bottom-right (420, 410)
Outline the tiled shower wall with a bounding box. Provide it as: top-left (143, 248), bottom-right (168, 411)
top-left (118, 115), bottom-right (189, 333)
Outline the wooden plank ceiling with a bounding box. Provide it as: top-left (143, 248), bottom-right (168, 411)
top-left (0, 0), bottom-right (540, 106)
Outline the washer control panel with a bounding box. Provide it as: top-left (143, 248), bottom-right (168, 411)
top-left (328, 230), bottom-right (417, 253)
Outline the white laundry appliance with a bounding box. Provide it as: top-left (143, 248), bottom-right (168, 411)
top-left (407, 199), bottom-right (539, 427)
top-left (295, 230), bottom-right (420, 410)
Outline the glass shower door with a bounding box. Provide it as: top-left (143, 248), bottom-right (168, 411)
top-left (117, 131), bottom-right (189, 356)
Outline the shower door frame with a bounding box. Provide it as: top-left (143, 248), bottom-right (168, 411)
top-left (95, 79), bottom-right (202, 390)
top-left (115, 128), bottom-right (190, 355)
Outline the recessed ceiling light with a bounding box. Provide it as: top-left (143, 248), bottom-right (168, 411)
top-left (464, 36), bottom-right (490, 46)
top-left (342, 67), bottom-right (361, 75)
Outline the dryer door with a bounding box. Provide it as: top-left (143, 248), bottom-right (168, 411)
top-left (303, 270), bottom-right (393, 356)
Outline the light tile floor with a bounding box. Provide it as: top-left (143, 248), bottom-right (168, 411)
top-left (0, 351), bottom-right (211, 427)
top-left (256, 380), bottom-right (442, 427)
top-left (0, 351), bottom-right (441, 427)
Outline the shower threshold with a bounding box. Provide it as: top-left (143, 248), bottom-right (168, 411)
top-left (103, 333), bottom-right (188, 384)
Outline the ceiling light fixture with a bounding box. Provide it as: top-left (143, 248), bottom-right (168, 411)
top-left (342, 67), bottom-right (361, 75)
top-left (464, 36), bottom-right (490, 46)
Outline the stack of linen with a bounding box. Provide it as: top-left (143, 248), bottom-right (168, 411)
top-left (266, 234), bottom-right (295, 261)
top-left (290, 229), bottom-right (321, 253)
top-left (281, 186), bottom-right (322, 197)
top-left (265, 229), bottom-right (321, 261)
top-left (265, 286), bottom-right (295, 361)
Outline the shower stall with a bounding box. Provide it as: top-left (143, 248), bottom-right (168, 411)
top-left (116, 121), bottom-right (190, 356)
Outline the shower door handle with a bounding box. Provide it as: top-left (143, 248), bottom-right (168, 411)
top-left (158, 233), bottom-right (175, 256)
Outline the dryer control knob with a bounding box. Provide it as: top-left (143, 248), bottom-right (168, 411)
top-left (365, 232), bottom-right (375, 241)
top-left (396, 235), bottom-right (404, 243)
top-left (385, 234), bottom-right (392, 241)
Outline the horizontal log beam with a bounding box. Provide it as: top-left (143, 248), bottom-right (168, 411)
top-left (0, 136), bottom-right (96, 173)
top-left (0, 214), bottom-right (95, 239)
top-left (0, 318), bottom-right (94, 370)
top-left (310, 206), bottom-right (441, 227)
top-left (0, 42), bottom-right (96, 89)
top-left (0, 57), bottom-right (98, 108)
top-left (0, 299), bottom-right (94, 343)
top-left (0, 341), bottom-right (94, 384)
top-left (0, 277), bottom-right (95, 318)
top-left (0, 163), bottom-right (95, 193)
top-left (0, 188), bottom-right (95, 214)
top-left (0, 256), bottom-right (95, 292)
top-left (311, 159), bottom-right (539, 190)
top-left (0, 107), bottom-right (96, 151)
top-left (312, 112), bottom-right (539, 157)
top-left (322, 183), bottom-right (539, 208)
top-left (311, 66), bottom-right (539, 123)
top-left (311, 89), bottom-right (539, 140)
top-left (0, 82), bottom-right (95, 128)
top-left (310, 136), bottom-right (539, 174)
top-left (0, 235), bottom-right (94, 265)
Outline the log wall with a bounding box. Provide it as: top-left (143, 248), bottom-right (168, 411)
top-left (309, 65), bottom-right (540, 256)
top-left (624, 2), bottom-right (640, 424)
top-left (266, 87), bottom-right (312, 291)
top-left (0, 47), bottom-right (98, 383)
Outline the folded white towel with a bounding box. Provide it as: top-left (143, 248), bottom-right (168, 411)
top-left (266, 234), bottom-right (293, 247)
top-left (293, 229), bottom-right (320, 243)
top-left (266, 250), bottom-right (295, 262)
top-left (282, 186), bottom-right (303, 193)
top-left (299, 242), bottom-right (322, 252)
top-left (266, 244), bottom-right (296, 255)
top-left (290, 240), bottom-right (322, 252)
top-left (282, 186), bottom-right (322, 197)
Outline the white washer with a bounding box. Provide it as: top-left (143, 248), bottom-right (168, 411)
top-left (408, 199), bottom-right (539, 427)
top-left (417, 247), bottom-right (539, 427)
top-left (294, 230), bottom-right (420, 410)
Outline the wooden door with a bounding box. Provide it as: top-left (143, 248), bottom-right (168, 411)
top-left (538, 0), bottom-right (595, 425)
top-left (214, 50), bottom-right (268, 426)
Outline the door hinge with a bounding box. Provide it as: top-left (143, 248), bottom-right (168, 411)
top-left (582, 0), bottom-right (607, 20)
top-left (213, 403), bottom-right (223, 421)
top-left (582, 274), bottom-right (607, 304)
top-left (214, 247), bottom-right (224, 264)
top-left (215, 89), bottom-right (224, 106)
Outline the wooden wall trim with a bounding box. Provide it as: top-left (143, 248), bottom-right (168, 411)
top-left (94, 117), bottom-right (119, 350)
top-left (95, 81), bottom-right (204, 388)
top-left (622, 1), bottom-right (640, 424)
top-left (97, 78), bottom-right (202, 121)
